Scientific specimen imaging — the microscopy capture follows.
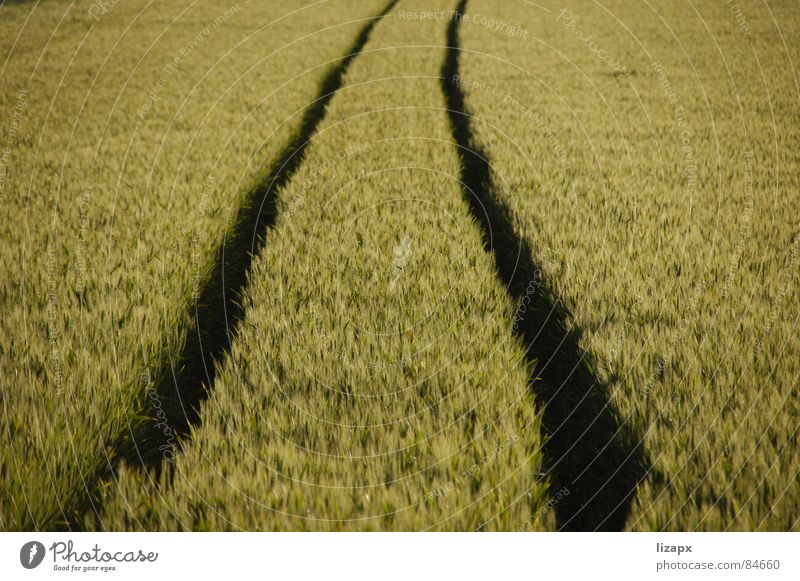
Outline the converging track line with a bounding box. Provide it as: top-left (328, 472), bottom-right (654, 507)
top-left (68, 0), bottom-right (400, 531)
top-left (440, 0), bottom-right (649, 531)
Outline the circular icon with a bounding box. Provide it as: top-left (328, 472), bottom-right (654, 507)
top-left (20, 541), bottom-right (46, 569)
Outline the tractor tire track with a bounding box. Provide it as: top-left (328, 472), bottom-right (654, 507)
top-left (68, 0), bottom-right (399, 530)
top-left (440, 0), bottom-right (650, 531)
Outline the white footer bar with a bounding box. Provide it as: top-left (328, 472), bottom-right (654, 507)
top-left (2, 532), bottom-right (797, 580)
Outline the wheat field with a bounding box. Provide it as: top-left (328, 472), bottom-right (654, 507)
top-left (1, 0), bottom-right (798, 531)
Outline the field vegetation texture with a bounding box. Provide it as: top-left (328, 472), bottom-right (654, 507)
top-left (1, 0), bottom-right (798, 531)
top-left (460, 0), bottom-right (800, 530)
top-left (0, 0), bottom-right (391, 530)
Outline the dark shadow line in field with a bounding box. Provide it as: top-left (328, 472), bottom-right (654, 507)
top-left (441, 0), bottom-right (648, 531)
top-left (65, 0), bottom-right (399, 531)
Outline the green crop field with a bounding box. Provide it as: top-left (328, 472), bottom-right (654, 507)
top-left (1, 0), bottom-right (798, 532)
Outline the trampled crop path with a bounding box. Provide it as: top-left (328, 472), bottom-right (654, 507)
top-left (90, 0), bottom-right (642, 532)
top-left (441, 0), bottom-right (649, 531)
top-left (70, 0), bottom-right (401, 530)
